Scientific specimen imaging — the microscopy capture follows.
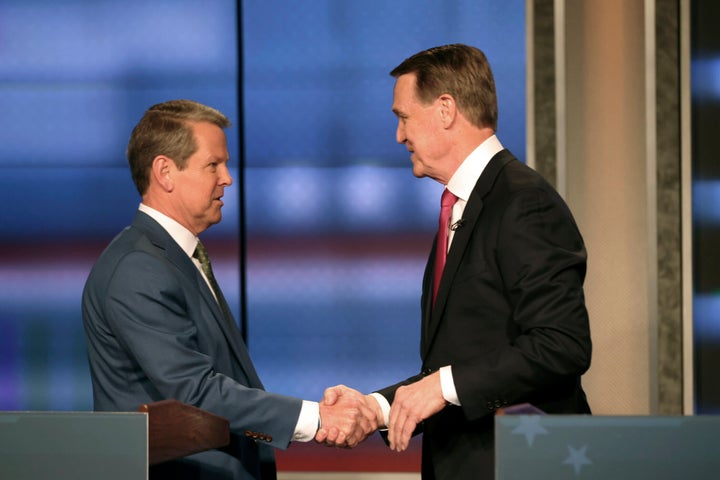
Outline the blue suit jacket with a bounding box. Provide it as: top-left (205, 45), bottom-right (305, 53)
top-left (82, 211), bottom-right (302, 479)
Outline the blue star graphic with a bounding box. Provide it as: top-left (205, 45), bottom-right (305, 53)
top-left (510, 415), bottom-right (548, 447)
top-left (563, 445), bottom-right (592, 475)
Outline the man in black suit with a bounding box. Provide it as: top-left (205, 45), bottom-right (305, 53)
top-left (321, 44), bottom-right (592, 479)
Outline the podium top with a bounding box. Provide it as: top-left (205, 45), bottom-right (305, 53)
top-left (496, 415), bottom-right (720, 479)
top-left (0, 410), bottom-right (146, 480)
top-left (139, 399), bottom-right (230, 465)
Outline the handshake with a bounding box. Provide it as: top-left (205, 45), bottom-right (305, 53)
top-left (314, 372), bottom-right (447, 451)
top-left (314, 385), bottom-right (382, 449)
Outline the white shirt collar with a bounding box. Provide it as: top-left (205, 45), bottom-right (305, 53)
top-left (138, 203), bottom-right (198, 258)
top-left (446, 134), bottom-right (504, 201)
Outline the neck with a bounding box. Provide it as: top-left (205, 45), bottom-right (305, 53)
top-left (440, 127), bottom-right (495, 184)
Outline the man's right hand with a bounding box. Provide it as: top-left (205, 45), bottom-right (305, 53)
top-left (315, 384), bottom-right (380, 448)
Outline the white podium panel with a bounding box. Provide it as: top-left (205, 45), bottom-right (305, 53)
top-left (496, 415), bottom-right (720, 479)
top-left (0, 411), bottom-right (147, 480)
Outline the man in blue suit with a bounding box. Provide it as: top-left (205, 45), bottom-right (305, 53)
top-left (82, 99), bottom-right (376, 479)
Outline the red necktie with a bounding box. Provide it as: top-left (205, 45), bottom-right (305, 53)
top-left (432, 188), bottom-right (458, 307)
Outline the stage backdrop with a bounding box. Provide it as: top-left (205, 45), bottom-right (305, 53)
top-left (0, 0), bottom-right (527, 451)
top-left (241, 0), bottom-right (526, 404)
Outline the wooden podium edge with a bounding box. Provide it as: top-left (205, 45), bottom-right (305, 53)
top-left (139, 399), bottom-right (230, 465)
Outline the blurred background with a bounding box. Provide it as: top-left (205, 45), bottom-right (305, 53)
top-left (0, 0), bottom-right (524, 473)
top-left (0, 0), bottom-right (526, 410)
top-left (2, 0), bottom-right (719, 475)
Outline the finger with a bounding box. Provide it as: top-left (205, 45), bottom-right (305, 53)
top-left (315, 427), bottom-right (328, 443)
top-left (388, 415), bottom-right (400, 450)
top-left (388, 402), bottom-right (402, 449)
top-left (391, 407), bottom-right (412, 451)
top-left (397, 418), bottom-right (416, 451)
top-left (352, 410), bottom-right (369, 435)
top-left (361, 416), bottom-right (373, 436)
top-left (335, 429), bottom-right (347, 447)
top-left (326, 426), bottom-right (341, 446)
top-left (358, 404), bottom-right (377, 433)
top-left (347, 419), bottom-right (369, 448)
top-left (347, 425), bottom-right (366, 448)
top-left (387, 416), bottom-right (396, 449)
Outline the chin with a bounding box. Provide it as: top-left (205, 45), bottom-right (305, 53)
top-left (411, 166), bottom-right (426, 178)
top-left (203, 215), bottom-right (222, 231)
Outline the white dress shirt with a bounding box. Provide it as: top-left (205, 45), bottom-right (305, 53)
top-left (373, 135), bottom-right (505, 426)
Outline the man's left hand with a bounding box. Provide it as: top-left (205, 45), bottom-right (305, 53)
top-left (388, 371), bottom-right (447, 452)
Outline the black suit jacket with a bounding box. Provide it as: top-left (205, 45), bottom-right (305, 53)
top-left (378, 150), bottom-right (592, 480)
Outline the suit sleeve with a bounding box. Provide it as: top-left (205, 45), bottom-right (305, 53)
top-left (453, 186), bottom-right (592, 421)
top-left (102, 250), bottom-right (302, 449)
top-left (375, 374), bottom-right (424, 405)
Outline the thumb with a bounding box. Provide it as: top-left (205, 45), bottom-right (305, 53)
top-left (322, 385), bottom-right (345, 405)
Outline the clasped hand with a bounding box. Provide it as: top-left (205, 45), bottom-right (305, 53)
top-left (315, 373), bottom-right (446, 451)
top-left (315, 384), bottom-right (382, 448)
top-left (387, 371), bottom-right (446, 452)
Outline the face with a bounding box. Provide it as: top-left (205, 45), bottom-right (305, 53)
top-left (169, 121), bottom-right (232, 235)
top-left (392, 73), bottom-right (448, 181)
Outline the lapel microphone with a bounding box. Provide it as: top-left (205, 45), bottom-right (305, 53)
top-left (450, 219), bottom-right (466, 231)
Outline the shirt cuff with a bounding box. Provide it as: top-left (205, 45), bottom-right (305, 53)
top-left (292, 400), bottom-right (319, 442)
top-left (369, 392), bottom-right (391, 429)
top-left (440, 365), bottom-right (461, 406)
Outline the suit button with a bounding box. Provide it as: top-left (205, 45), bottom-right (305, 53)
top-left (266, 436), bottom-right (273, 442)
top-left (244, 430), bottom-right (252, 437)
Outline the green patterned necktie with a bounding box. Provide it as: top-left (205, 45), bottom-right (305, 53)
top-left (193, 240), bottom-right (224, 304)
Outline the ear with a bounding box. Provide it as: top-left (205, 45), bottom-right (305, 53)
top-left (151, 155), bottom-right (175, 192)
top-left (437, 94), bottom-right (457, 128)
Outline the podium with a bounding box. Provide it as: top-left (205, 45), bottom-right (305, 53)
top-left (139, 399), bottom-right (230, 465)
top-left (0, 400), bottom-right (230, 480)
top-left (496, 414), bottom-right (720, 479)
top-left (0, 410), bottom-right (146, 480)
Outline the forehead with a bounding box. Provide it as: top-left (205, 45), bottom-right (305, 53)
top-left (190, 122), bottom-right (229, 155)
top-left (392, 73), bottom-right (420, 112)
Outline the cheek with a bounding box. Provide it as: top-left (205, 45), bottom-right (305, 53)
top-left (194, 177), bottom-right (216, 195)
top-left (181, 182), bottom-right (211, 209)
top-left (410, 119), bottom-right (433, 140)
top-left (410, 127), bottom-right (431, 152)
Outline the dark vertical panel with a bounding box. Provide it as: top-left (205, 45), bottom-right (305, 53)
top-left (532, 0), bottom-right (557, 187)
top-left (691, 0), bottom-right (720, 414)
top-left (655, 0), bottom-right (683, 414)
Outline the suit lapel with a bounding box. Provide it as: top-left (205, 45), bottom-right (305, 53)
top-left (421, 151), bottom-right (515, 360)
top-left (133, 212), bottom-right (263, 388)
top-left (420, 241), bottom-right (436, 356)
top-left (192, 266), bottom-right (264, 389)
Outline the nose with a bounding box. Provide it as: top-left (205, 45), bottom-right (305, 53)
top-left (395, 120), bottom-right (406, 144)
top-left (219, 163), bottom-right (233, 186)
